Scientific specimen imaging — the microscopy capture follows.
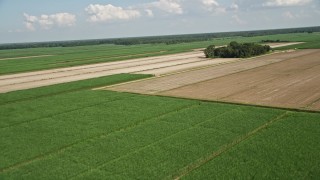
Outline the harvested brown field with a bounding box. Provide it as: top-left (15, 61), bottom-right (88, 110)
top-left (105, 49), bottom-right (320, 111)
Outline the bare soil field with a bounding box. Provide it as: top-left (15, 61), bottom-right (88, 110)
top-left (0, 43), bottom-right (308, 93)
top-left (134, 58), bottom-right (238, 76)
top-left (106, 49), bottom-right (320, 111)
top-left (0, 51), bottom-right (238, 93)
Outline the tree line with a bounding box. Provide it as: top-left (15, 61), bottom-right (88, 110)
top-left (204, 42), bottom-right (271, 58)
top-left (1, 26), bottom-right (319, 50)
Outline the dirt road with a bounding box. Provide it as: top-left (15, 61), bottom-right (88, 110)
top-left (264, 42), bottom-right (304, 48)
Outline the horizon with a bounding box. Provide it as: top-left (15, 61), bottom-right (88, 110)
top-left (0, 25), bottom-right (318, 45)
top-left (1, 0), bottom-right (319, 44)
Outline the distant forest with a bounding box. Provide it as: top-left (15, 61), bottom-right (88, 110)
top-left (1, 26), bottom-right (319, 50)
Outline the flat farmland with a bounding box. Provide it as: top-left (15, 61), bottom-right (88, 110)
top-left (106, 49), bottom-right (320, 111)
top-left (0, 50), bottom-right (243, 93)
top-left (0, 42), bottom-right (297, 93)
top-left (1, 32), bottom-right (320, 179)
top-left (1, 32), bottom-right (320, 75)
top-left (1, 74), bottom-right (319, 179)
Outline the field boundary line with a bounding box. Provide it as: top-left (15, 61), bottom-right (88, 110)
top-left (171, 111), bottom-right (291, 180)
top-left (0, 103), bottom-right (199, 174)
top-left (305, 97), bottom-right (320, 110)
top-left (152, 93), bottom-right (320, 114)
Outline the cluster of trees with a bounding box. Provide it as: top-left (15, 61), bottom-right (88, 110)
top-left (204, 42), bottom-right (271, 58)
top-left (261, 39), bottom-right (289, 43)
top-left (1, 26), bottom-right (319, 50)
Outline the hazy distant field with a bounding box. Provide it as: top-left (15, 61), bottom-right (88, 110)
top-left (0, 74), bottom-right (319, 179)
top-left (1, 32), bottom-right (320, 75)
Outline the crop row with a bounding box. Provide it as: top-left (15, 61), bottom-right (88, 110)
top-left (1, 74), bottom-right (319, 179)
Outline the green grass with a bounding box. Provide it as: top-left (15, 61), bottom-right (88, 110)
top-left (0, 74), bottom-right (319, 179)
top-left (1, 32), bottom-right (320, 75)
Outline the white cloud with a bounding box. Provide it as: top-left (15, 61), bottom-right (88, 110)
top-left (201, 0), bottom-right (226, 13)
top-left (229, 3), bottom-right (239, 11)
top-left (51, 13), bottom-right (77, 26)
top-left (23, 13), bottom-right (37, 31)
top-left (38, 15), bottom-right (54, 29)
top-left (8, 29), bottom-right (23, 33)
top-left (263, 0), bottom-right (312, 7)
top-left (282, 10), bottom-right (310, 19)
top-left (232, 15), bottom-right (247, 25)
top-left (202, 0), bottom-right (219, 6)
top-left (85, 4), bottom-right (141, 22)
top-left (283, 11), bottom-right (295, 19)
top-left (145, 9), bottom-right (154, 17)
top-left (150, 0), bottom-right (183, 14)
top-left (23, 13), bottom-right (76, 31)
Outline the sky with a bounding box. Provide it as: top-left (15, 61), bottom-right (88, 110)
top-left (0, 0), bottom-right (319, 44)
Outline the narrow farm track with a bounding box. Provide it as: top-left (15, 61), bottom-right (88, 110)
top-left (263, 42), bottom-right (304, 48)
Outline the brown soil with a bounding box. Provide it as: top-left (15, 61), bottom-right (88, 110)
top-left (1, 50), bottom-right (236, 93)
top-left (106, 49), bottom-right (320, 111)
